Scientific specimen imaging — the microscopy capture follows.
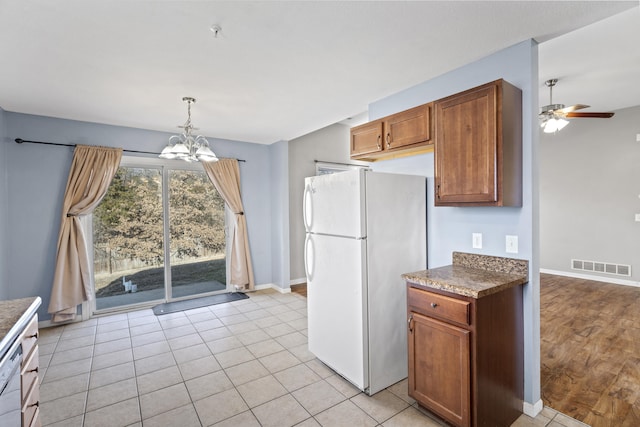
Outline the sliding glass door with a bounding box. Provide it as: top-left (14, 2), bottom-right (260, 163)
top-left (92, 159), bottom-right (227, 312)
top-left (168, 169), bottom-right (226, 299)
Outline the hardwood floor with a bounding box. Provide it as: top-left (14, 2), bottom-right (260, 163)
top-left (541, 273), bottom-right (640, 426)
top-left (291, 283), bottom-right (307, 297)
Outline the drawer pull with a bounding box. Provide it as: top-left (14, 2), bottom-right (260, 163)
top-left (28, 367), bottom-right (39, 374)
top-left (28, 401), bottom-right (39, 408)
top-left (430, 302), bottom-right (438, 309)
top-left (27, 332), bottom-right (38, 339)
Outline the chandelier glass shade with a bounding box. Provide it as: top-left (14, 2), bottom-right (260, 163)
top-left (159, 97), bottom-right (218, 162)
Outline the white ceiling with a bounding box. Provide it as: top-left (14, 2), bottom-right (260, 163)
top-left (539, 5), bottom-right (640, 114)
top-left (0, 1), bottom-right (637, 145)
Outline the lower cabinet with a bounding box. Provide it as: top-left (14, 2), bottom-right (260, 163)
top-left (409, 312), bottom-right (471, 426)
top-left (407, 284), bottom-right (523, 427)
top-left (20, 314), bottom-right (40, 427)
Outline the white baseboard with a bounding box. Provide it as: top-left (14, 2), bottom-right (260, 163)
top-left (254, 283), bottom-right (291, 294)
top-left (523, 399), bottom-right (543, 418)
top-left (39, 318), bottom-right (83, 329)
top-left (290, 277), bottom-right (307, 286)
top-left (541, 268), bottom-right (640, 288)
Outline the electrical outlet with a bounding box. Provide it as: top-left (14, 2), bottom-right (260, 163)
top-left (472, 233), bottom-right (482, 249)
top-left (506, 235), bottom-right (518, 254)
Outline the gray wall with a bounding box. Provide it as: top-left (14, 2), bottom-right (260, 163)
top-left (365, 40), bottom-right (541, 409)
top-left (0, 108), bottom-right (8, 300)
top-left (288, 123), bottom-right (367, 283)
top-left (540, 104), bottom-right (640, 283)
top-left (3, 112), bottom-right (274, 321)
top-left (269, 139), bottom-right (290, 290)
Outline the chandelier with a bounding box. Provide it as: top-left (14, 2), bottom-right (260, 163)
top-left (159, 97), bottom-right (218, 162)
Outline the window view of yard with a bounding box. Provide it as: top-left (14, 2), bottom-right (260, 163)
top-left (93, 166), bottom-right (226, 310)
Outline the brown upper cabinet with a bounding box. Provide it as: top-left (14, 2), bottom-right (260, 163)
top-left (434, 79), bottom-right (522, 206)
top-left (350, 103), bottom-right (433, 161)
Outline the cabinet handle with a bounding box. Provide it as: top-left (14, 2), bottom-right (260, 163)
top-left (436, 184), bottom-right (440, 199)
top-left (386, 133), bottom-right (391, 148)
top-left (376, 135), bottom-right (382, 150)
top-left (430, 302), bottom-right (438, 309)
top-left (408, 314), bottom-right (414, 333)
top-left (28, 401), bottom-right (39, 408)
top-left (28, 367), bottom-right (38, 374)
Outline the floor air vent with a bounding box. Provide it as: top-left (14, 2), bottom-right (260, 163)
top-left (571, 259), bottom-right (632, 277)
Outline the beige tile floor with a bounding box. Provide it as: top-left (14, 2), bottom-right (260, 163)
top-left (38, 289), bottom-right (587, 427)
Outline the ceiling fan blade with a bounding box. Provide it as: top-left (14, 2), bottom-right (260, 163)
top-left (559, 104), bottom-right (590, 114)
top-left (566, 112), bottom-right (615, 118)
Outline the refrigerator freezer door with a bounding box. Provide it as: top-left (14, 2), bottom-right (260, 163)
top-left (305, 232), bottom-right (368, 391)
top-left (303, 170), bottom-right (365, 238)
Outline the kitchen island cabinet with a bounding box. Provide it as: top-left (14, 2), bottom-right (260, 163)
top-left (0, 297), bottom-right (41, 427)
top-left (403, 252), bottom-right (528, 427)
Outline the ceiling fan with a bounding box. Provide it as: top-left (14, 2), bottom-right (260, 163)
top-left (539, 79), bottom-right (614, 133)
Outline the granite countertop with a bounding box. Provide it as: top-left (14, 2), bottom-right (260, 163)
top-left (0, 296), bottom-right (41, 361)
top-left (402, 252), bottom-right (529, 298)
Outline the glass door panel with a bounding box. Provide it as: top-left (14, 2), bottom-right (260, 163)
top-left (93, 167), bottom-right (165, 311)
top-left (168, 169), bottom-right (227, 299)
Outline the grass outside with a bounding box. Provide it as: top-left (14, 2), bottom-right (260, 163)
top-left (95, 258), bottom-right (226, 297)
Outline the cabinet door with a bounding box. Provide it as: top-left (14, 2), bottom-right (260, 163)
top-left (350, 120), bottom-right (383, 157)
top-left (434, 83), bottom-right (497, 205)
top-left (408, 311), bottom-right (470, 427)
top-left (385, 104), bottom-right (431, 150)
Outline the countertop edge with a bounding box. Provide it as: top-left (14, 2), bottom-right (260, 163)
top-left (0, 296), bottom-right (42, 361)
top-left (402, 272), bottom-right (528, 298)
top-left (402, 252), bottom-right (529, 299)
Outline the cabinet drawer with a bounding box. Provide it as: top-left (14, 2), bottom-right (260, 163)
top-left (21, 314), bottom-right (39, 361)
top-left (21, 345), bottom-right (39, 405)
top-left (408, 286), bottom-right (470, 326)
top-left (28, 406), bottom-right (41, 427)
top-left (22, 379), bottom-right (40, 427)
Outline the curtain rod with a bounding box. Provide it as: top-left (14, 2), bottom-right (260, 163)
top-left (14, 138), bottom-right (246, 162)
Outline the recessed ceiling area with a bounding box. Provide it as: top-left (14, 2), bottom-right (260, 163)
top-left (0, 1), bottom-right (637, 145)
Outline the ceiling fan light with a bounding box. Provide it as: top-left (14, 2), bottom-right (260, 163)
top-left (543, 117), bottom-right (569, 133)
top-left (555, 118), bottom-right (569, 131)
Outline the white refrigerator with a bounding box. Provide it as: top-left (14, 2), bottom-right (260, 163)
top-left (303, 169), bottom-right (427, 395)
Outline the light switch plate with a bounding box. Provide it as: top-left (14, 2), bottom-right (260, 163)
top-left (472, 233), bottom-right (482, 249)
top-left (506, 235), bottom-right (518, 253)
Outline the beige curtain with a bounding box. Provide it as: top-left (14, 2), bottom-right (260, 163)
top-left (202, 159), bottom-right (255, 290)
top-left (48, 145), bottom-right (122, 322)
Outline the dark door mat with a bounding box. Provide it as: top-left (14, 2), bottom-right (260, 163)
top-left (152, 292), bottom-right (248, 315)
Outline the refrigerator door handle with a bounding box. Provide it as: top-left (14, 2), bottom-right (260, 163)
top-left (304, 234), bottom-right (314, 281)
top-left (303, 183), bottom-right (313, 232)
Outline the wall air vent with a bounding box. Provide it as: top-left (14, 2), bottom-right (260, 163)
top-left (571, 259), bottom-right (632, 277)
